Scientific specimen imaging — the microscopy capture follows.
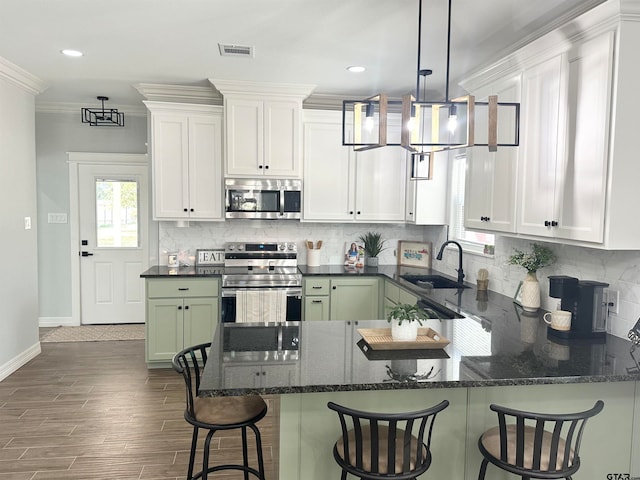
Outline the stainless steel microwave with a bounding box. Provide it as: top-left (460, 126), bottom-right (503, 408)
top-left (225, 178), bottom-right (302, 219)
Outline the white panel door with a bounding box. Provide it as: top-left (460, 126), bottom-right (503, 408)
top-left (79, 164), bottom-right (148, 324)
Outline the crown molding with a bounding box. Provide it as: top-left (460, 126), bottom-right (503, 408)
top-left (460, 0), bottom-right (616, 93)
top-left (0, 56), bottom-right (47, 96)
top-left (36, 101), bottom-right (148, 116)
top-left (142, 101), bottom-right (223, 115)
top-left (210, 79), bottom-right (316, 99)
top-left (134, 83), bottom-right (222, 104)
top-left (303, 94), bottom-right (345, 111)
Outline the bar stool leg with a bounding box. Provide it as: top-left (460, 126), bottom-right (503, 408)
top-left (202, 429), bottom-right (216, 480)
top-left (188, 427), bottom-right (199, 480)
top-left (250, 423), bottom-right (266, 480)
top-left (242, 426), bottom-right (250, 480)
top-left (478, 458), bottom-right (489, 480)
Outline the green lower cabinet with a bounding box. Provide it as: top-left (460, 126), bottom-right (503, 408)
top-left (147, 298), bottom-right (184, 362)
top-left (145, 278), bottom-right (219, 367)
top-left (304, 296), bottom-right (330, 321)
top-left (147, 297), bottom-right (218, 363)
top-left (330, 278), bottom-right (380, 320)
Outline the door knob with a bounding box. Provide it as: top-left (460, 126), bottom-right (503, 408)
top-left (80, 251), bottom-right (94, 257)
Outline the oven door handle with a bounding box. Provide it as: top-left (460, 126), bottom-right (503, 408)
top-left (221, 287), bottom-right (302, 298)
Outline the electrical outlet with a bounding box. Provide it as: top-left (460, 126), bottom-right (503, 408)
top-left (502, 267), bottom-right (509, 281)
top-left (607, 289), bottom-right (619, 315)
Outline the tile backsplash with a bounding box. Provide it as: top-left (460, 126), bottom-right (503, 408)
top-left (159, 221), bottom-right (640, 340)
top-left (158, 221), bottom-right (433, 267)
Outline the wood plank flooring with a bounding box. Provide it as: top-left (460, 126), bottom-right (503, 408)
top-left (0, 338), bottom-right (278, 480)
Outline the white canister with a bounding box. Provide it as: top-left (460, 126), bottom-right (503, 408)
top-left (307, 249), bottom-right (321, 267)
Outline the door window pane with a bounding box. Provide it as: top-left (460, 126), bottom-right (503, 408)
top-left (96, 180), bottom-right (139, 247)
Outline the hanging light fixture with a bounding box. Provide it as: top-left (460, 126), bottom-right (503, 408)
top-left (81, 96), bottom-right (125, 127)
top-left (342, 0), bottom-right (520, 160)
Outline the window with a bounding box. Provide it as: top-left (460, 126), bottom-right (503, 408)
top-left (449, 154), bottom-right (494, 254)
top-left (96, 179), bottom-right (139, 247)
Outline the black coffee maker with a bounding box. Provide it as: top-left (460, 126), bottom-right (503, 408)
top-left (547, 275), bottom-right (609, 340)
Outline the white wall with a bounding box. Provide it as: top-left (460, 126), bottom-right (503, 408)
top-left (0, 66), bottom-right (41, 379)
top-left (35, 111), bottom-right (147, 322)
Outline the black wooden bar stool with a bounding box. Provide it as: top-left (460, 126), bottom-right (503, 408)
top-left (172, 342), bottom-right (267, 480)
top-left (477, 400), bottom-right (604, 480)
top-left (328, 399), bottom-right (449, 480)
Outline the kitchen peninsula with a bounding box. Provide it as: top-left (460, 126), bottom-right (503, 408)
top-left (184, 265), bottom-right (640, 480)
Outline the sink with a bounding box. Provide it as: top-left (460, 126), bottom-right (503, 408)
top-left (401, 274), bottom-right (469, 290)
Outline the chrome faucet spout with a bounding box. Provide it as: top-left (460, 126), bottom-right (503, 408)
top-left (436, 241), bottom-right (465, 285)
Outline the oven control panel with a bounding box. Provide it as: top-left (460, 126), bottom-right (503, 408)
top-left (224, 242), bottom-right (297, 253)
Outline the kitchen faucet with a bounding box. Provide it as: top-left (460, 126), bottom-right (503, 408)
top-left (436, 241), bottom-right (465, 285)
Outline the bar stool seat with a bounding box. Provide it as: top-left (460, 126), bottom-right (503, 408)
top-left (173, 343), bottom-right (267, 480)
top-left (328, 399), bottom-right (449, 480)
top-left (477, 400), bottom-right (604, 480)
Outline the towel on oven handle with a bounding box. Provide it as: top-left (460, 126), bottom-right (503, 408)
top-left (236, 290), bottom-right (287, 323)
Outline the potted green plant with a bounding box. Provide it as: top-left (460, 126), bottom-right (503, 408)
top-left (387, 303), bottom-right (429, 341)
top-left (358, 231), bottom-right (386, 267)
top-left (507, 243), bottom-right (556, 312)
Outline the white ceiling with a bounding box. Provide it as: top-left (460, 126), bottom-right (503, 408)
top-left (0, 0), bottom-right (605, 109)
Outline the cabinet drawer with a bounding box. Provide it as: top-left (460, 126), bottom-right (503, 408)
top-left (398, 288), bottom-right (418, 305)
top-left (304, 278), bottom-right (330, 296)
top-left (147, 278), bottom-right (219, 298)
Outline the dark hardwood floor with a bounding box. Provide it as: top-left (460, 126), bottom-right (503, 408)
top-left (0, 338), bottom-right (278, 479)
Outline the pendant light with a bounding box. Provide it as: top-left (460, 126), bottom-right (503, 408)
top-left (342, 0), bottom-right (520, 157)
top-left (81, 96), bottom-right (125, 127)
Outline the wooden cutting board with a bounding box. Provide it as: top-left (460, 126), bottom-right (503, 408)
top-left (357, 327), bottom-right (450, 350)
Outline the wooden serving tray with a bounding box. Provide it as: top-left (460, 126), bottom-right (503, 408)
top-left (357, 327), bottom-right (450, 350)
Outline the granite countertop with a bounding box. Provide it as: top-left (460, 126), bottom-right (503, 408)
top-left (199, 315), bottom-right (640, 398)
top-left (141, 264), bottom-right (640, 395)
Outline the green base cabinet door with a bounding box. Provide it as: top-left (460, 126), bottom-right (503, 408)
top-left (330, 278), bottom-right (380, 321)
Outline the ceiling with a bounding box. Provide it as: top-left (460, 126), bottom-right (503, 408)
top-left (0, 0), bottom-right (606, 110)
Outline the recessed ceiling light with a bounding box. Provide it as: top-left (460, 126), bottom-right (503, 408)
top-left (61, 49), bottom-right (83, 57)
top-left (347, 66), bottom-right (366, 73)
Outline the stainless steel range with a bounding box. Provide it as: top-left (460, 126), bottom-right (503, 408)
top-left (221, 242), bottom-right (302, 323)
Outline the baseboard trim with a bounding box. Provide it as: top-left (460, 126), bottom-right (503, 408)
top-left (39, 316), bottom-right (76, 327)
top-left (0, 342), bottom-right (41, 382)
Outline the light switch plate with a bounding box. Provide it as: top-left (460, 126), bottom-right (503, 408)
top-left (24, 217), bottom-right (31, 229)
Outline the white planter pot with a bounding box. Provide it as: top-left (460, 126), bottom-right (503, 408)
top-left (391, 320), bottom-right (419, 342)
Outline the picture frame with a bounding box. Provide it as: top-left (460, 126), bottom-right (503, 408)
top-left (196, 249), bottom-right (225, 266)
top-left (344, 241), bottom-right (364, 268)
top-left (397, 241), bottom-right (432, 268)
top-left (513, 281), bottom-right (524, 306)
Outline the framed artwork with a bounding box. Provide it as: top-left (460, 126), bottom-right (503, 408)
top-left (196, 249), bottom-right (225, 266)
top-left (513, 281), bottom-right (524, 306)
top-left (397, 241), bottom-right (432, 268)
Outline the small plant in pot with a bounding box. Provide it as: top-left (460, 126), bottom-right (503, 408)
top-left (387, 303), bottom-right (429, 342)
top-left (358, 231), bottom-right (386, 267)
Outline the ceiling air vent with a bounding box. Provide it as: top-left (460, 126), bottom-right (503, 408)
top-left (218, 43), bottom-right (254, 58)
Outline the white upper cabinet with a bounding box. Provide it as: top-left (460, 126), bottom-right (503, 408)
top-left (460, 0), bottom-right (640, 249)
top-left (465, 77), bottom-right (520, 233)
top-left (144, 102), bottom-right (224, 221)
top-left (302, 111), bottom-right (406, 223)
top-left (212, 80), bottom-right (314, 179)
top-left (516, 54), bottom-right (567, 238)
top-left (517, 31), bottom-right (613, 243)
